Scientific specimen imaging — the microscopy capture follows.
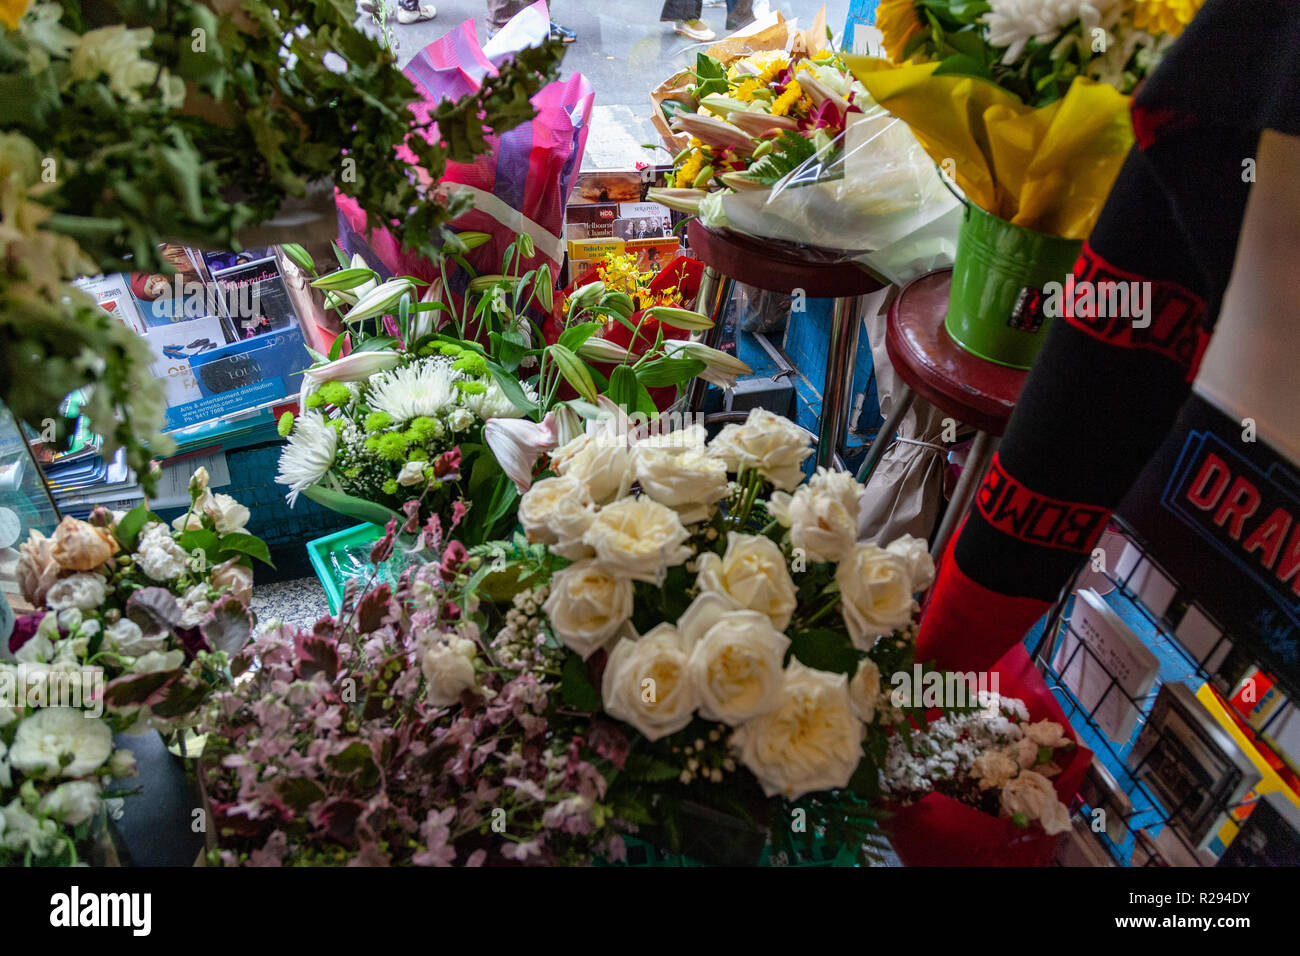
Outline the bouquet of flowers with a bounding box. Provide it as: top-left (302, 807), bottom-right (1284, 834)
top-left (0, 1), bottom-right (563, 488)
top-left (856, 0), bottom-right (1208, 238)
top-left (881, 694), bottom-right (1075, 834)
top-left (278, 235), bottom-right (735, 541)
top-left (881, 645), bottom-right (1092, 865)
top-left (475, 406), bottom-right (944, 863)
top-left (2, 469), bottom-right (267, 865)
top-left (199, 525), bottom-right (627, 867)
top-left (546, 253), bottom-right (750, 413)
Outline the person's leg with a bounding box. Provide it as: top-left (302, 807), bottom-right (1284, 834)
top-left (486, 0), bottom-right (528, 30)
top-left (660, 0), bottom-right (703, 23)
top-left (725, 0), bottom-right (754, 31)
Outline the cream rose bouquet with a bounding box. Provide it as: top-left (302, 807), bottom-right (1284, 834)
top-left (471, 407), bottom-right (945, 864)
top-left (1, 469), bottom-right (268, 865)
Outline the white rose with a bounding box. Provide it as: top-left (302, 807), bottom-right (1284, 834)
top-left (542, 560), bottom-right (633, 659)
top-left (972, 750), bottom-right (1019, 790)
top-left (1008, 737), bottom-right (1039, 770)
top-left (1000, 770), bottom-right (1071, 835)
top-left (582, 496), bottom-right (692, 584)
top-left (44, 573), bottom-right (108, 613)
top-left (518, 476), bottom-right (596, 560)
top-left (39, 781), bottom-right (101, 826)
top-left (178, 583), bottom-right (211, 629)
top-left (9, 707), bottom-right (113, 778)
top-left (601, 624), bottom-right (698, 741)
top-left (634, 425), bottom-right (707, 455)
top-left (552, 433), bottom-right (633, 505)
top-left (421, 637), bottom-right (479, 707)
top-left (731, 661), bottom-right (864, 799)
top-left (395, 460), bottom-right (427, 487)
top-left (835, 543), bottom-right (916, 650)
top-left (885, 534), bottom-right (935, 591)
top-left (707, 407), bottom-right (813, 490)
top-left (848, 657), bottom-right (883, 723)
top-left (134, 523), bottom-right (189, 581)
top-left (131, 650), bottom-right (185, 674)
top-left (676, 591), bottom-right (737, 645)
top-left (687, 610), bottom-right (790, 725)
top-left (768, 467), bottom-right (865, 563)
top-left (200, 492), bottom-right (250, 535)
top-left (448, 407), bottom-right (476, 432)
top-left (1025, 720), bottom-right (1069, 749)
top-left (210, 557), bottom-right (253, 605)
top-left (104, 618), bottom-right (165, 659)
top-left (695, 533), bottom-right (798, 631)
top-left (632, 447), bottom-right (729, 524)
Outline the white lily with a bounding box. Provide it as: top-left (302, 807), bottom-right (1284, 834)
top-left (485, 414), bottom-right (561, 493)
top-left (665, 339), bottom-right (753, 390)
top-left (298, 349), bottom-right (401, 410)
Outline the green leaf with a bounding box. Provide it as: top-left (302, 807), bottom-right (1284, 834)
top-left (607, 364), bottom-right (638, 411)
top-left (932, 53), bottom-right (997, 84)
top-left (328, 332), bottom-right (347, 361)
top-left (176, 528), bottom-right (220, 562)
top-left (560, 653), bottom-right (602, 711)
top-left (351, 335), bottom-right (400, 353)
top-left (114, 502), bottom-right (154, 552)
top-left (301, 483), bottom-right (401, 527)
top-left (788, 627), bottom-right (860, 676)
top-left (216, 532), bottom-right (274, 567)
top-left (636, 357), bottom-right (706, 387)
top-left (694, 53), bottom-right (729, 98)
top-left (557, 321), bottom-right (604, 352)
top-left (485, 360), bottom-right (539, 414)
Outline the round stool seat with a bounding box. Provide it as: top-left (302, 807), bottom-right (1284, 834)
top-left (885, 270), bottom-right (1028, 436)
top-left (687, 220), bottom-right (884, 298)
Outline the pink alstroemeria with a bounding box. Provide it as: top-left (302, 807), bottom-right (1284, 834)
top-left (483, 414), bottom-right (561, 493)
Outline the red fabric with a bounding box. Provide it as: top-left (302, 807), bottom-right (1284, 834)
top-left (887, 644), bottom-right (1093, 866)
top-left (915, 518), bottom-right (1054, 673)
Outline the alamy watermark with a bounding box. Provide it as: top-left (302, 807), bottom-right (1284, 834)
top-left (1041, 274), bottom-right (1153, 328)
top-left (0, 664), bottom-right (104, 718)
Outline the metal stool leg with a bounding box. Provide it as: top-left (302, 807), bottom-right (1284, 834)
top-left (818, 294), bottom-right (864, 469)
top-left (930, 430), bottom-right (999, 561)
top-left (685, 266), bottom-right (734, 413)
top-left (855, 384), bottom-right (914, 485)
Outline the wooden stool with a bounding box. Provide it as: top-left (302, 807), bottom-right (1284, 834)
top-left (685, 220), bottom-right (885, 468)
top-left (856, 270), bottom-right (1029, 559)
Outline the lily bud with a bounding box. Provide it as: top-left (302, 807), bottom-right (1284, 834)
top-left (577, 337), bottom-right (633, 364)
top-left (646, 306), bottom-right (715, 331)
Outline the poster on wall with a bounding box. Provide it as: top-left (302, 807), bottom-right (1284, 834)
top-left (1119, 391), bottom-right (1300, 695)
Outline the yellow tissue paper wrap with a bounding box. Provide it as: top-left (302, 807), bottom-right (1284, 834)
top-left (847, 58), bottom-right (1135, 240)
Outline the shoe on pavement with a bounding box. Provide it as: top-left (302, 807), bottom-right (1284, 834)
top-left (674, 19), bottom-right (716, 42)
top-left (703, 0), bottom-right (725, 6)
top-left (397, 2), bottom-right (436, 24)
top-left (549, 20), bottom-right (577, 43)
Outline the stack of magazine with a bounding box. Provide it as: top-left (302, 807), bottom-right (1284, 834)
top-left (46, 243), bottom-right (317, 513)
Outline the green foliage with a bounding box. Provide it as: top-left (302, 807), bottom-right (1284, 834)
top-left (742, 130), bottom-right (819, 187)
top-left (0, 1), bottom-right (565, 487)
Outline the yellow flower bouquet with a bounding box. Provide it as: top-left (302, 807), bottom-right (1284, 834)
top-left (846, 0), bottom-right (1206, 367)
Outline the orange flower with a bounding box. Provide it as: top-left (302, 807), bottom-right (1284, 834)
top-left (1, 0), bottom-right (30, 30)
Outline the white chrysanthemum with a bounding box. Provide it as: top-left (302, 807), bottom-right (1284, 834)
top-left (366, 358), bottom-right (458, 421)
top-left (982, 0), bottom-right (1123, 64)
top-left (460, 378), bottom-right (537, 421)
top-left (276, 410), bottom-right (338, 506)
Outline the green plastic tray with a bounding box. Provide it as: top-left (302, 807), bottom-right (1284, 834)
top-left (306, 522), bottom-right (386, 615)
